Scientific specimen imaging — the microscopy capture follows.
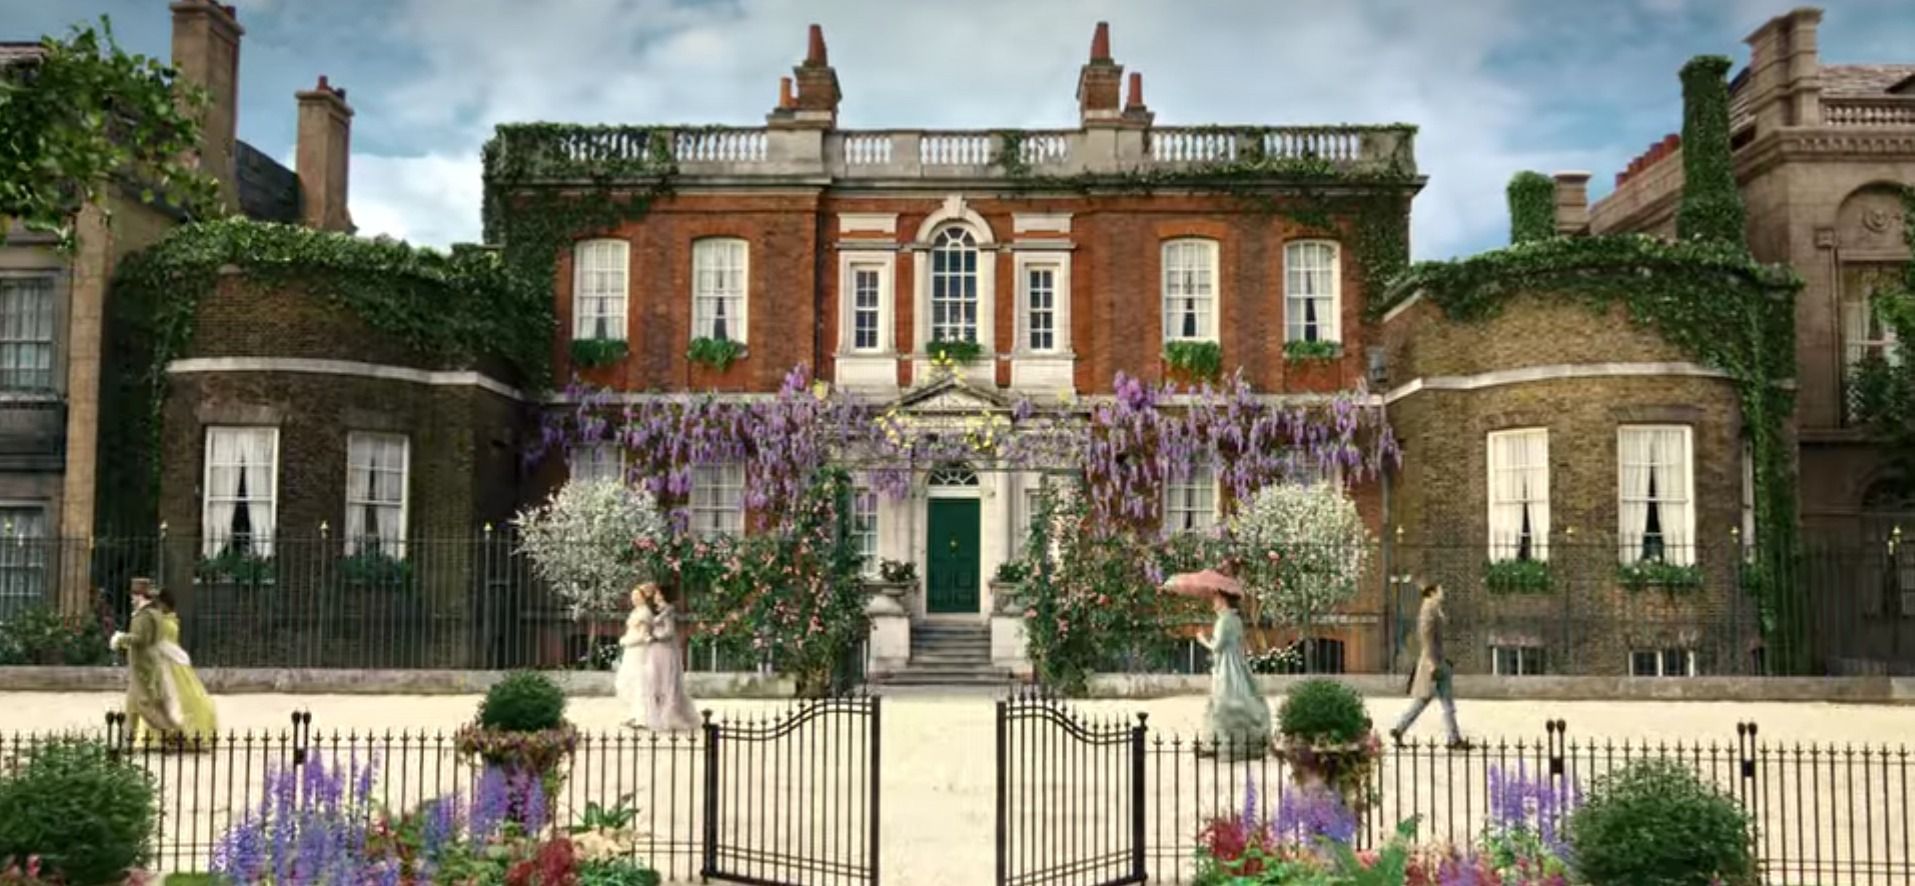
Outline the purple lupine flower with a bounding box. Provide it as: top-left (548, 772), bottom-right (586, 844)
top-left (1269, 786), bottom-right (1357, 848)
top-left (470, 767), bottom-right (510, 842)
top-left (1241, 773), bottom-right (1261, 829)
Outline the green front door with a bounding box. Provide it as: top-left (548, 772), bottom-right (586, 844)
top-left (926, 499), bottom-right (981, 614)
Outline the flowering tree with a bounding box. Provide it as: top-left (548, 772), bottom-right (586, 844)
top-left (1230, 482), bottom-right (1373, 628)
top-left (644, 468), bottom-right (869, 697)
top-left (514, 481), bottom-right (666, 619)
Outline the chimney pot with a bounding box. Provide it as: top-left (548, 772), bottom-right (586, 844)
top-left (778, 77), bottom-right (794, 109)
top-left (1090, 22), bottom-right (1111, 61)
top-left (1126, 72), bottom-right (1144, 109)
top-left (806, 24), bottom-right (827, 65)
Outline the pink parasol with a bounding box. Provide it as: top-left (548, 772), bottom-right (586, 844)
top-left (1162, 569), bottom-right (1243, 598)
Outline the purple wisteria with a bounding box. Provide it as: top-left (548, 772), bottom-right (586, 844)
top-left (533, 364), bottom-right (1399, 535)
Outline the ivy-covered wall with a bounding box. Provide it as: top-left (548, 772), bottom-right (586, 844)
top-left (98, 218), bottom-right (546, 535)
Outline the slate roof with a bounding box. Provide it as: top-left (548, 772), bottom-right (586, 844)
top-left (235, 140), bottom-right (300, 224)
top-left (1820, 64), bottom-right (1915, 97)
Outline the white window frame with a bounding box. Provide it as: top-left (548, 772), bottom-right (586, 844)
top-left (1490, 644), bottom-right (1546, 676)
top-left (927, 226), bottom-right (982, 346)
top-left (1630, 648), bottom-right (1697, 677)
top-left (345, 432), bottom-right (410, 557)
top-left (1284, 240), bottom-right (1341, 345)
top-left (572, 239), bottom-right (629, 342)
top-left (851, 483), bottom-right (879, 575)
top-left (690, 463), bottom-right (745, 538)
top-left (692, 238), bottom-right (749, 344)
top-left (1487, 428), bottom-right (1550, 562)
top-left (1020, 260), bottom-right (1062, 354)
top-left (0, 273), bottom-right (58, 393)
top-left (568, 442), bottom-right (626, 486)
top-left (1162, 239), bottom-right (1219, 344)
top-left (0, 504), bottom-right (49, 613)
top-left (838, 252), bottom-right (895, 355)
top-left (202, 426), bottom-right (280, 557)
top-left (1617, 425), bottom-right (1696, 566)
top-left (1163, 464), bottom-right (1219, 534)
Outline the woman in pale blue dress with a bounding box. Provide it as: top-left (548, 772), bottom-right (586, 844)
top-left (1168, 566), bottom-right (1271, 761)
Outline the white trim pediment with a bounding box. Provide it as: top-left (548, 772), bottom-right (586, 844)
top-left (892, 373), bottom-right (1011, 413)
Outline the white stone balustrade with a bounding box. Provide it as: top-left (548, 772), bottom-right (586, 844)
top-left (492, 124), bottom-right (1417, 182)
top-left (1825, 98), bottom-right (1915, 128)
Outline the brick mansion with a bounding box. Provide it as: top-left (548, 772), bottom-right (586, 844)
top-left (5, 4), bottom-right (1912, 678)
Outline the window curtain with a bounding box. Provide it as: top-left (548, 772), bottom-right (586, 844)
top-left (204, 431), bottom-right (241, 556)
top-left (347, 436), bottom-right (407, 556)
top-left (1488, 432), bottom-right (1548, 562)
top-left (1652, 428), bottom-right (1693, 565)
top-left (1617, 429), bottom-right (1653, 564)
top-left (238, 429), bottom-right (277, 556)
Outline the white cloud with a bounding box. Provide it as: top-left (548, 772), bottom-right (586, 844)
top-left (346, 152), bottom-right (482, 248)
top-left (324, 0), bottom-right (1914, 259)
top-left (346, 0), bottom-right (1602, 258)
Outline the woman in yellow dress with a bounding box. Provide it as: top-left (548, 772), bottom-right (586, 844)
top-left (109, 578), bottom-right (217, 747)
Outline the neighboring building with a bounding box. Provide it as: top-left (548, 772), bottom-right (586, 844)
top-left (1590, 7), bottom-right (1914, 549)
top-left (1588, 6), bottom-right (1915, 674)
top-left (0, 1), bottom-right (322, 614)
top-left (1383, 176), bottom-right (1761, 677)
top-left (492, 24), bottom-right (1420, 672)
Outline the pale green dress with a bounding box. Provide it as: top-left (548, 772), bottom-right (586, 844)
top-left (1203, 609), bottom-right (1271, 760)
top-left (116, 607), bottom-right (218, 747)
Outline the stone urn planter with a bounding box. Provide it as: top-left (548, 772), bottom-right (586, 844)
top-left (989, 580), bottom-right (1025, 616)
top-left (863, 580), bottom-right (913, 617)
top-left (1272, 678), bottom-right (1384, 815)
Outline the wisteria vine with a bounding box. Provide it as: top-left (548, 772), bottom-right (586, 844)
top-left (531, 365), bottom-right (1398, 534)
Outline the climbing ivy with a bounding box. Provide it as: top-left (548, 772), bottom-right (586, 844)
top-left (1676, 56), bottom-right (1745, 246)
top-left (99, 217), bottom-right (546, 533)
top-left (1506, 171), bottom-right (1556, 244)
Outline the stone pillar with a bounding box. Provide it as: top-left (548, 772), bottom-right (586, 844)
top-left (170, 0), bottom-right (243, 213)
top-left (864, 584), bottom-right (911, 675)
top-left (990, 585), bottom-right (1031, 677)
top-left (296, 76), bottom-right (355, 233)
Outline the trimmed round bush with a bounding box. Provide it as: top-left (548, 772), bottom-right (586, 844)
top-left (0, 739), bottom-right (156, 885)
top-left (478, 671), bottom-right (568, 732)
top-left (1276, 678), bottom-right (1370, 745)
top-left (1569, 758), bottom-right (1755, 886)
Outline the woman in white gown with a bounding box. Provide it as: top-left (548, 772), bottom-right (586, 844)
top-left (616, 583), bottom-right (700, 731)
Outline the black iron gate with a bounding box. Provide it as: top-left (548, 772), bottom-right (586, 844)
top-left (702, 695), bottom-right (881, 886)
top-left (996, 690), bottom-right (1146, 886)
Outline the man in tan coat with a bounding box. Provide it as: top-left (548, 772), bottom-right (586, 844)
top-left (1390, 582), bottom-right (1469, 748)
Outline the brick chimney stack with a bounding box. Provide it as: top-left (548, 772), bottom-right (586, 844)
top-left (169, 0), bottom-right (243, 212)
top-left (771, 24), bottom-right (841, 128)
top-left (1552, 171), bottom-right (1592, 236)
top-left (1743, 7), bottom-right (1824, 131)
top-left (1076, 22), bottom-right (1124, 127)
top-left (296, 75), bottom-right (354, 233)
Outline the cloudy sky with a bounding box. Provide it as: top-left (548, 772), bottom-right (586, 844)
top-left (7, 0), bottom-right (1911, 259)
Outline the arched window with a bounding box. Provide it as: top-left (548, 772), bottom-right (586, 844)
top-left (1285, 240), bottom-right (1340, 344)
top-left (929, 227), bottom-right (980, 345)
top-left (572, 239), bottom-right (629, 341)
top-left (1162, 239), bottom-right (1218, 342)
top-left (692, 238), bottom-right (749, 343)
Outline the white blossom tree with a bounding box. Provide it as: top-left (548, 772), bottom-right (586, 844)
top-left (1230, 482), bottom-right (1373, 628)
top-left (514, 481), bottom-right (666, 620)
